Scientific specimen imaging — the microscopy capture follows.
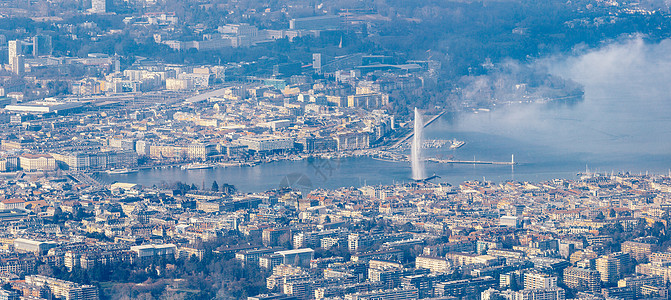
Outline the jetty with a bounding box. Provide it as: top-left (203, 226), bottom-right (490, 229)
top-left (426, 155), bottom-right (516, 165)
top-left (390, 110), bottom-right (446, 148)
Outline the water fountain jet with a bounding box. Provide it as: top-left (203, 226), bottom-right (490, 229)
top-left (411, 108), bottom-right (426, 180)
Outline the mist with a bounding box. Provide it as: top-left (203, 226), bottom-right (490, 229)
top-left (442, 36), bottom-right (671, 165)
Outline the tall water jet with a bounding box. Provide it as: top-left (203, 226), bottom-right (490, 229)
top-left (411, 108), bottom-right (426, 180)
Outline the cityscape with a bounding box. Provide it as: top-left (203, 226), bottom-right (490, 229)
top-left (2, 0), bottom-right (671, 299)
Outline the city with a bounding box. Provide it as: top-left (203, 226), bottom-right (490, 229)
top-left (2, 0), bottom-right (671, 299)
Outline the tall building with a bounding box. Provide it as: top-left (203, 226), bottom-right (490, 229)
top-left (597, 252), bottom-right (630, 284)
top-left (11, 55), bottom-right (24, 75)
top-left (501, 271), bottom-right (525, 290)
top-left (32, 35), bottom-right (52, 57)
top-left (91, 0), bottom-right (107, 13)
top-left (597, 256), bottom-right (620, 284)
top-left (8, 40), bottom-right (23, 75)
top-left (313, 53), bottom-right (323, 73)
top-left (8, 40), bottom-right (20, 62)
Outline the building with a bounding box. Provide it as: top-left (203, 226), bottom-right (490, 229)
top-left (513, 288), bottom-right (566, 300)
top-left (238, 135), bottom-right (294, 153)
top-left (13, 239), bottom-right (58, 255)
top-left (424, 241), bottom-right (476, 257)
top-left (263, 228), bottom-right (292, 246)
top-left (248, 294), bottom-right (298, 300)
top-left (19, 154), bottom-right (56, 171)
top-left (618, 275), bottom-right (664, 297)
top-left (108, 138), bottom-right (136, 151)
top-left (345, 288), bottom-right (419, 300)
top-left (447, 253), bottom-right (504, 267)
top-left (401, 273), bottom-right (451, 299)
top-left (64, 249), bottom-right (135, 270)
top-left (621, 241), bottom-right (655, 262)
top-left (0, 290), bottom-right (18, 300)
top-left (259, 254), bottom-right (283, 270)
top-left (51, 150), bottom-right (138, 171)
top-left (640, 284), bottom-right (669, 299)
top-left (524, 272), bottom-right (558, 290)
top-left (24, 275), bottom-right (98, 300)
top-left (501, 271), bottom-right (525, 290)
top-left (602, 286), bottom-right (635, 300)
top-left (596, 252), bottom-right (630, 284)
top-left (91, 0), bottom-right (108, 13)
top-left (335, 132), bottom-right (369, 151)
top-left (347, 93), bottom-right (389, 109)
top-left (130, 244), bottom-right (177, 260)
top-left (11, 55), bottom-right (24, 75)
top-left (415, 256), bottom-right (451, 273)
top-left (236, 248), bottom-right (277, 266)
top-left (274, 249), bottom-right (314, 268)
top-left (289, 15), bottom-right (341, 30)
top-left (187, 143), bottom-right (217, 159)
top-left (0, 199), bottom-right (25, 210)
top-left (4, 101), bottom-right (83, 114)
top-left (8, 40), bottom-right (23, 75)
top-left (635, 261), bottom-right (671, 283)
top-left (0, 254), bottom-right (38, 275)
top-left (596, 255), bottom-right (619, 284)
top-left (32, 35), bottom-right (52, 57)
top-left (434, 276), bottom-right (498, 298)
top-left (562, 267), bottom-right (600, 293)
top-left (500, 216), bottom-right (521, 228)
top-left (166, 78), bottom-right (193, 90)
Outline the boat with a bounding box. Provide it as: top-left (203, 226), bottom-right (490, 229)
top-left (181, 163), bottom-right (214, 170)
top-left (449, 139), bottom-right (466, 149)
top-left (106, 168), bottom-right (139, 175)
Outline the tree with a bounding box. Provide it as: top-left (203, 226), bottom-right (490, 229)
top-left (211, 181), bottom-right (219, 192)
top-left (595, 211), bottom-right (605, 220)
top-left (38, 264), bottom-right (55, 277)
top-left (52, 207), bottom-right (64, 223)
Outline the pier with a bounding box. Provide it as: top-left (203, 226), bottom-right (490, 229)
top-left (425, 157), bottom-right (516, 165)
top-left (367, 150), bottom-right (517, 166)
top-left (390, 110), bottom-right (447, 148)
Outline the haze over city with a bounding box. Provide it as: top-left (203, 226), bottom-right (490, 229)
top-left (1, 0), bottom-right (671, 299)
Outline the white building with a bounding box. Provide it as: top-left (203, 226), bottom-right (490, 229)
top-left (238, 135), bottom-right (294, 153)
top-left (91, 0), bottom-right (107, 13)
top-left (19, 154), bottom-right (56, 171)
top-left (130, 244), bottom-right (177, 260)
top-left (524, 272), bottom-right (558, 290)
top-left (416, 256), bottom-right (451, 273)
